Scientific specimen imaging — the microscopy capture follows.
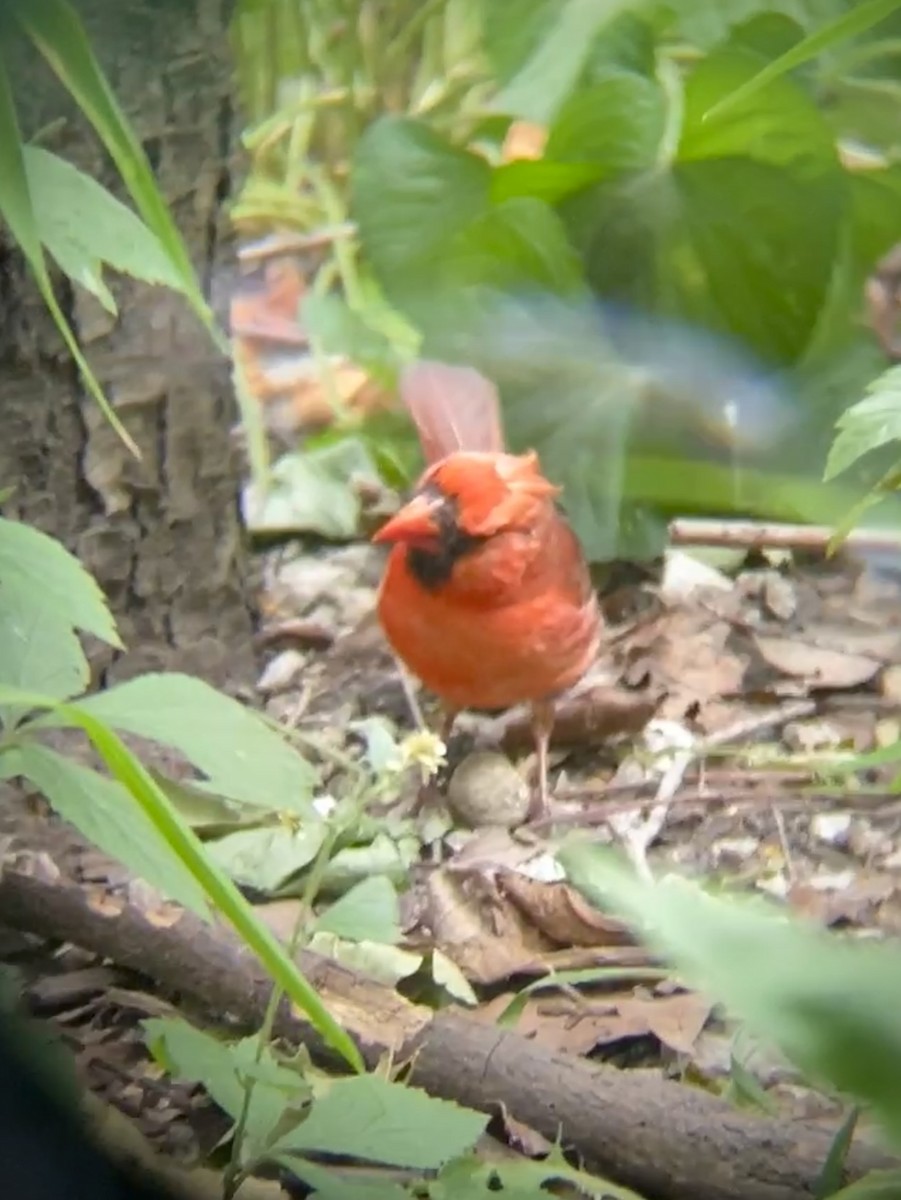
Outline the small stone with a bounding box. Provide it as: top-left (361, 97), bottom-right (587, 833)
top-left (257, 648), bottom-right (307, 695)
top-left (761, 573), bottom-right (797, 621)
top-left (783, 719), bottom-right (843, 753)
top-left (447, 751), bottom-right (531, 829)
top-left (810, 812), bottom-right (852, 847)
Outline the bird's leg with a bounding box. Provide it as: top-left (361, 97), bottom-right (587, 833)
top-left (410, 705), bottom-right (459, 817)
top-left (528, 698), bottom-right (556, 822)
top-left (438, 706), bottom-right (459, 746)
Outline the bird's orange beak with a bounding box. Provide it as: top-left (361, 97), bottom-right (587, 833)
top-left (372, 493), bottom-right (441, 546)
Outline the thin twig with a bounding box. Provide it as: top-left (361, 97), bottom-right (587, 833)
top-left (237, 226), bottom-right (357, 263)
top-left (668, 518), bottom-right (901, 555)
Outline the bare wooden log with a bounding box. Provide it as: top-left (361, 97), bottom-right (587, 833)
top-left (0, 865), bottom-right (896, 1200)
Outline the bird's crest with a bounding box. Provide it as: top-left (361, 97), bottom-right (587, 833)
top-left (400, 360), bottom-right (506, 464)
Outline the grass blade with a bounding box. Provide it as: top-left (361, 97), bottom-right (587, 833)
top-left (704, 0), bottom-right (901, 121)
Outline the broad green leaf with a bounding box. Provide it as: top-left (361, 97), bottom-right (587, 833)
top-left (306, 933), bottom-right (422, 988)
top-left (481, 0), bottom-right (558, 84)
top-left (445, 197), bottom-right (586, 294)
top-left (704, 0), bottom-right (901, 120)
top-left (490, 159), bottom-right (607, 206)
top-left (828, 1171), bottom-right (901, 1200)
top-left (242, 439), bottom-right (380, 539)
top-left (275, 1075), bottom-right (487, 1168)
top-left (560, 841), bottom-right (901, 1147)
top-left (567, 46), bottom-right (844, 364)
top-left (545, 70), bottom-right (666, 172)
top-left (493, 0), bottom-right (643, 123)
top-left (825, 368), bottom-right (901, 480)
top-left (145, 1017), bottom-right (309, 1157)
top-left (207, 823), bottom-right (325, 894)
top-left (0, 53), bottom-right (138, 453)
top-left (352, 117), bottom-right (490, 301)
top-left (9, 0), bottom-right (219, 346)
top-left (313, 876), bottom-right (400, 944)
top-left (437, 1147), bottom-right (645, 1200)
top-left (0, 518), bottom-right (119, 646)
top-left (0, 588), bottom-right (88, 710)
top-left (14, 744), bottom-right (208, 916)
top-left (0, 683), bottom-right (362, 1072)
top-left (44, 672), bottom-right (318, 812)
top-left (24, 146), bottom-right (184, 313)
top-left (0, 516), bottom-right (118, 721)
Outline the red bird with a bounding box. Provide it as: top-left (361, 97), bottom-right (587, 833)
top-left (373, 360), bottom-right (602, 820)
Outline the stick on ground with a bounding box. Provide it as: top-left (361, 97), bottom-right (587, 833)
top-left (0, 863), bottom-right (896, 1200)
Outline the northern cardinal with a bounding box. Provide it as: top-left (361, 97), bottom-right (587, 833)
top-left (373, 361), bottom-right (602, 820)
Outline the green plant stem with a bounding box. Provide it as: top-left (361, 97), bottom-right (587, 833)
top-left (223, 776), bottom-right (373, 1196)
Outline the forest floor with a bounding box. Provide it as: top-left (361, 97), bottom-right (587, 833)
top-left (4, 526), bottom-right (901, 1195)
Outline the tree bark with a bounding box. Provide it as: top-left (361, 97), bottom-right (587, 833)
top-left (0, 0), bottom-right (257, 688)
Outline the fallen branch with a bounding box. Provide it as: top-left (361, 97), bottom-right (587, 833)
top-left (0, 864), bottom-right (895, 1200)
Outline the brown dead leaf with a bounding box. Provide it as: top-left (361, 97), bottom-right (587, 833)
top-left (787, 875), bottom-right (897, 929)
top-left (424, 867), bottom-right (554, 985)
top-left (754, 635), bottom-right (882, 689)
top-left (617, 991), bottom-right (713, 1055)
top-left (498, 870), bottom-right (634, 948)
top-left (620, 605), bottom-right (747, 724)
top-left (476, 990), bottom-right (640, 1055)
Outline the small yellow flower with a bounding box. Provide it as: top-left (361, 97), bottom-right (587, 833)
top-left (387, 730), bottom-right (447, 781)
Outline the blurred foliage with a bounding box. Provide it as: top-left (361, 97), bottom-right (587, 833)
top-left (233, 0), bottom-right (901, 559)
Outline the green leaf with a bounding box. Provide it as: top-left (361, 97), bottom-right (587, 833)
top-left (14, 744), bottom-right (208, 916)
top-left (145, 1017), bottom-right (309, 1157)
top-left (0, 516), bottom-right (119, 722)
top-left (313, 876), bottom-right (400, 944)
top-left (24, 146), bottom-right (184, 314)
top-left (493, 0), bottom-right (644, 123)
top-left (243, 439), bottom-right (380, 540)
top-left (352, 117), bottom-right (490, 301)
top-left (302, 294), bottom-right (399, 376)
top-left (560, 841), bottom-right (901, 1148)
top-left (0, 517), bottom-right (119, 645)
top-left (0, 683), bottom-right (362, 1072)
top-left (828, 1170), bottom-right (901, 1200)
top-left (275, 1075), bottom-right (487, 1168)
top-left (825, 367), bottom-right (901, 480)
top-left (445, 197), bottom-right (586, 294)
top-left (45, 672), bottom-right (318, 813)
top-left (207, 823), bottom-right (325, 894)
top-left (0, 53), bottom-right (139, 454)
top-left (545, 70), bottom-right (666, 172)
top-left (816, 1107), bottom-right (860, 1200)
top-left (568, 46), bottom-right (845, 364)
top-left (704, 0), bottom-right (901, 120)
top-left (9, 0), bottom-right (220, 347)
top-left (0, 589), bottom-right (88, 710)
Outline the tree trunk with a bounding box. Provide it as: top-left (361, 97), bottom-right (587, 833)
top-left (0, 0), bottom-right (258, 689)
